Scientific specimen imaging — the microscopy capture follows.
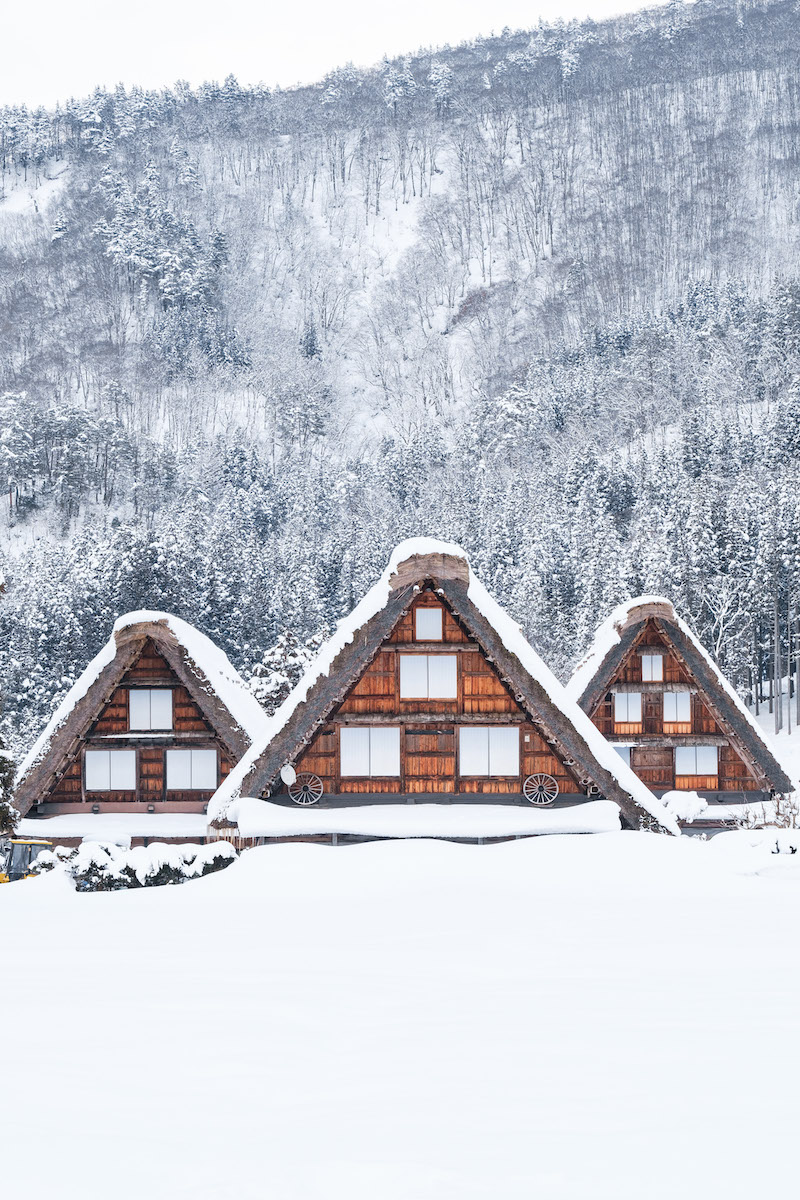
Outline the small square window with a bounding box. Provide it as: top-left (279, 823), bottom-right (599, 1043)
top-left (641, 654), bottom-right (664, 682)
top-left (614, 745), bottom-right (632, 767)
top-left (664, 692), bottom-right (691, 723)
top-left (614, 693), bottom-right (642, 723)
top-left (415, 607), bottom-right (443, 641)
top-left (85, 749), bottom-right (136, 791)
top-left (129, 689), bottom-right (173, 731)
top-left (166, 748), bottom-right (217, 790)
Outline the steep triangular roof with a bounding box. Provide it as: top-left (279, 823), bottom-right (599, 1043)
top-left (209, 540), bottom-right (678, 834)
top-left (566, 596), bottom-right (793, 795)
top-left (14, 611), bottom-right (267, 817)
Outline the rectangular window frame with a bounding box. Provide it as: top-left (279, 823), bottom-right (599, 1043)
top-left (85, 748), bottom-right (137, 792)
top-left (641, 654), bottom-right (664, 682)
top-left (663, 691), bottom-right (692, 732)
top-left (458, 726), bottom-right (520, 778)
top-left (340, 727), bottom-right (401, 778)
top-left (166, 748), bottom-right (218, 791)
top-left (414, 606), bottom-right (444, 641)
top-left (129, 688), bottom-right (173, 731)
top-left (399, 654), bottom-right (457, 700)
top-left (675, 744), bottom-right (719, 782)
top-left (618, 696), bottom-right (642, 720)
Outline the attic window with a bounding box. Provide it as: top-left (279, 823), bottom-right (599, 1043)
top-left (415, 606), bottom-right (443, 641)
top-left (663, 692), bottom-right (691, 729)
top-left (129, 689), bottom-right (173, 731)
top-left (641, 654), bottom-right (664, 682)
top-left (400, 655), bottom-right (457, 699)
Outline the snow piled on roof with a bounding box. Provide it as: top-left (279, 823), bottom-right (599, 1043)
top-left (210, 540), bottom-right (679, 834)
top-left (229, 799), bottom-right (621, 839)
top-left (565, 594), bottom-right (773, 749)
top-left (16, 611), bottom-right (265, 787)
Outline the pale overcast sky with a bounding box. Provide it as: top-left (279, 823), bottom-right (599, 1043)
top-left (5, 0), bottom-right (664, 109)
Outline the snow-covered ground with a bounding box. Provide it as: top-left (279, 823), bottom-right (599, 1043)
top-left (3, 832), bottom-right (799, 1199)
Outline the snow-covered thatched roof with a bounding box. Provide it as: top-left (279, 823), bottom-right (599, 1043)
top-left (209, 539), bottom-right (679, 834)
top-left (15, 611), bottom-right (267, 816)
top-left (566, 596), bottom-right (793, 795)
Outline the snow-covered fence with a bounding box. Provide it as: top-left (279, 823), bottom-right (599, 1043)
top-left (31, 840), bottom-right (237, 891)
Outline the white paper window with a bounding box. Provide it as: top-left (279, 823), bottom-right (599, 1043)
top-left (166, 748), bottom-right (217, 790)
top-left (614, 745), bottom-right (632, 766)
top-left (399, 655), bottom-right (457, 699)
top-left (663, 692), bottom-right (691, 723)
top-left (675, 746), bottom-right (718, 776)
top-left (129, 689), bottom-right (173, 731)
top-left (415, 607), bottom-right (443, 640)
top-left (85, 749), bottom-right (136, 791)
top-left (641, 654), bottom-right (664, 682)
top-left (459, 727), bottom-right (520, 777)
top-left (614, 692), bottom-right (642, 723)
top-left (340, 727), bottom-right (400, 777)
top-left (459, 726), bottom-right (488, 776)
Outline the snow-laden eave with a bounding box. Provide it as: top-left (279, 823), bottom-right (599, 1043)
top-left (210, 540), bottom-right (679, 835)
top-left (15, 632), bottom-right (118, 786)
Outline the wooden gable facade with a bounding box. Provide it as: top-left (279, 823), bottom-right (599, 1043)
top-left (290, 588), bottom-right (585, 801)
top-left (38, 639), bottom-right (233, 814)
top-left (213, 546), bottom-right (671, 832)
top-left (572, 602), bottom-right (793, 801)
top-left (14, 615), bottom-right (265, 821)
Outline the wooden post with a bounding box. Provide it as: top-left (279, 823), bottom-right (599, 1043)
top-left (774, 595), bottom-right (782, 735)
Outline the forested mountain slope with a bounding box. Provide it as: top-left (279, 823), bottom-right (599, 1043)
top-left (2, 0), bottom-right (800, 754)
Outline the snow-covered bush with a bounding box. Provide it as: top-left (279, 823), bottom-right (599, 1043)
top-left (32, 841), bottom-right (237, 891)
top-left (662, 790), bottom-right (708, 824)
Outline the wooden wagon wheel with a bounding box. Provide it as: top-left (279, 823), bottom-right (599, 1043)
top-left (288, 773), bottom-right (324, 806)
top-left (523, 774), bottom-right (559, 807)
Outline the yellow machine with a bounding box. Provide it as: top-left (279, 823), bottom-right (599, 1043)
top-left (0, 838), bottom-right (53, 883)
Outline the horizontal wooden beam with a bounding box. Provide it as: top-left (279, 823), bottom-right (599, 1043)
top-left (327, 714), bottom-right (528, 725)
top-left (606, 734), bottom-right (728, 747)
top-left (610, 682), bottom-right (694, 693)
top-left (381, 643), bottom-right (479, 653)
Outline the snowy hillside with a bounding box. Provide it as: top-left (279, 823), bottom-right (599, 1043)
top-left (4, 0), bottom-right (800, 755)
top-left (3, 833), bottom-right (799, 1199)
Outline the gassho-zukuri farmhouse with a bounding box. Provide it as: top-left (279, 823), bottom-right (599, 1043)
top-left (13, 540), bottom-right (793, 846)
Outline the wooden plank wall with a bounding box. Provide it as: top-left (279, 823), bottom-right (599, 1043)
top-left (38, 640), bottom-right (232, 811)
top-left (290, 592), bottom-right (584, 799)
top-left (590, 621), bottom-right (761, 792)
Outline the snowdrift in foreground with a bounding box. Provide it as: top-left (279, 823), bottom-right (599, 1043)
top-left (2, 833), bottom-right (799, 1200)
top-left (229, 798), bottom-right (621, 839)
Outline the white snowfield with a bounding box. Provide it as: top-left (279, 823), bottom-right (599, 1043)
top-left (2, 832), bottom-right (799, 1200)
top-left (230, 798), bottom-right (621, 839)
top-left (212, 538), bottom-right (679, 835)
